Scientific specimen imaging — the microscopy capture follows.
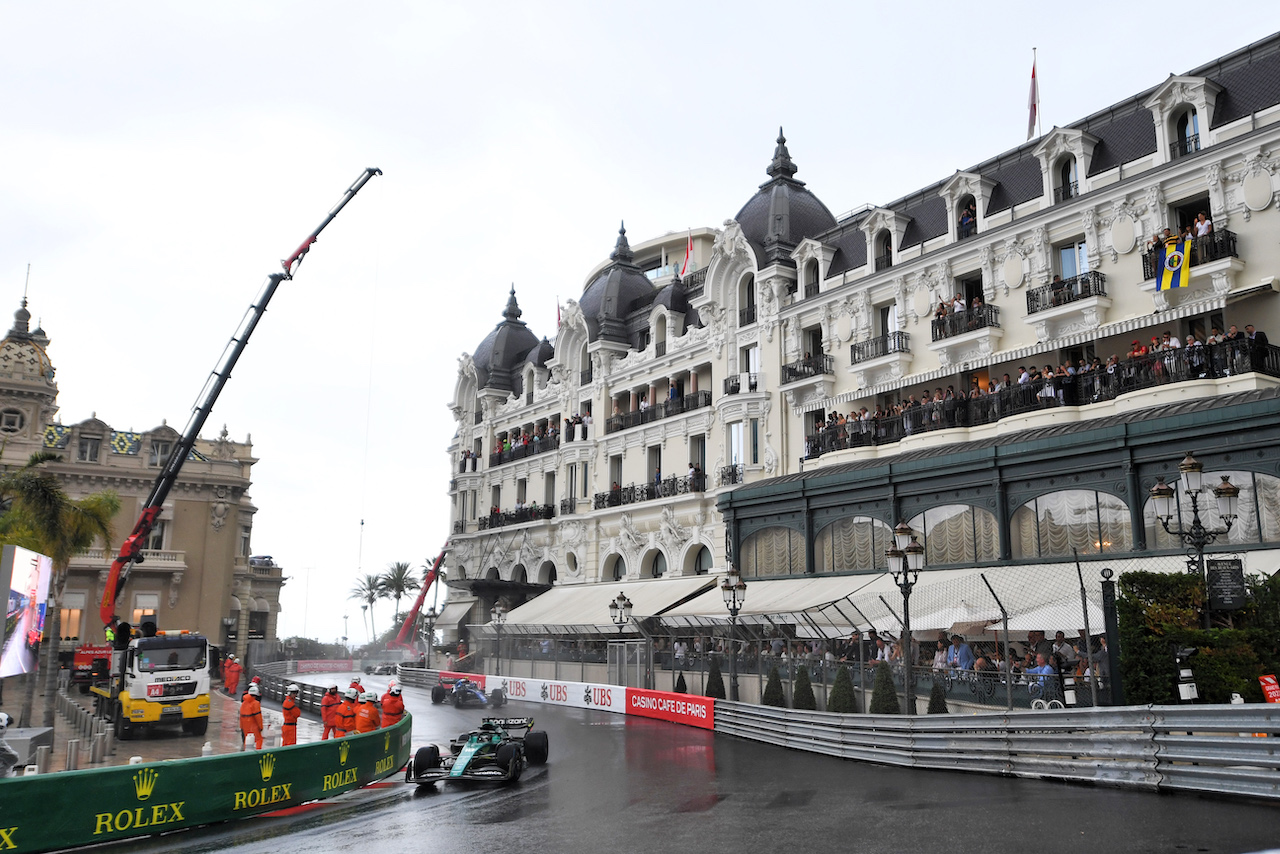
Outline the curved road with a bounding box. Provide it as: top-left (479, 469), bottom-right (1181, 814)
top-left (104, 672), bottom-right (1277, 854)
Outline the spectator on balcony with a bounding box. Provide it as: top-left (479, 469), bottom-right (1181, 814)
top-left (934, 301), bottom-right (949, 334)
top-left (959, 202), bottom-right (976, 238)
top-left (931, 639), bottom-right (948, 671)
top-left (1162, 331), bottom-right (1182, 349)
top-left (639, 397), bottom-right (649, 412)
top-left (947, 635), bottom-right (975, 671)
top-left (1050, 274), bottom-right (1066, 306)
top-left (952, 292), bottom-right (966, 313)
top-left (1195, 211), bottom-right (1213, 237)
top-left (1037, 365), bottom-right (1057, 406)
top-left (1245, 324), bottom-right (1269, 371)
top-left (668, 381), bottom-right (678, 401)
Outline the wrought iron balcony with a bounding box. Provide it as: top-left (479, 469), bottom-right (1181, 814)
top-left (804, 282), bottom-right (820, 299)
top-left (488, 435), bottom-right (560, 468)
top-left (683, 268), bottom-right (706, 298)
top-left (1171, 134), bottom-right (1200, 159)
top-left (477, 504), bottom-right (556, 530)
top-left (851, 331), bottom-right (910, 365)
top-left (931, 305), bottom-right (1000, 341)
top-left (1053, 181), bottom-right (1078, 203)
top-left (559, 497), bottom-right (577, 515)
top-left (580, 367), bottom-right (593, 385)
top-left (739, 305), bottom-right (757, 326)
top-left (723, 373), bottom-right (760, 395)
top-left (719, 464), bottom-right (744, 486)
top-left (474, 411), bottom-right (483, 425)
top-left (1141, 230), bottom-right (1239, 280)
top-left (604, 390), bottom-right (713, 434)
top-left (655, 341), bottom-right (667, 357)
top-left (1026, 270), bottom-right (1108, 314)
top-left (592, 473), bottom-right (706, 509)
top-left (874, 252), bottom-right (893, 272)
top-left (781, 353), bottom-right (834, 384)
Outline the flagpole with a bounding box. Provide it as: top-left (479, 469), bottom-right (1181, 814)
top-left (1035, 47), bottom-right (1042, 139)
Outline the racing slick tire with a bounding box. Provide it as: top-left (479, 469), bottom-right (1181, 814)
top-left (431, 685), bottom-right (446, 704)
top-left (495, 743), bottom-right (522, 782)
top-left (488, 688), bottom-right (505, 707)
top-left (453, 691), bottom-right (464, 708)
top-left (524, 730), bottom-right (549, 765)
top-left (412, 744), bottom-right (441, 780)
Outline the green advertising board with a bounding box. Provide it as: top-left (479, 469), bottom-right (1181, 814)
top-left (0, 714), bottom-right (410, 854)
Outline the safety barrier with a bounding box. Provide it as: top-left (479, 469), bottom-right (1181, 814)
top-left (712, 700), bottom-right (1280, 799)
top-left (0, 712), bottom-right (411, 854)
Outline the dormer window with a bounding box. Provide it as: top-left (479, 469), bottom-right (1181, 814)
top-left (78, 436), bottom-right (101, 462)
top-left (655, 314), bottom-right (667, 356)
top-left (0, 409), bottom-right (23, 434)
top-left (149, 440), bottom-right (172, 467)
top-left (957, 195), bottom-right (977, 240)
top-left (874, 231), bottom-right (893, 271)
top-left (1173, 108), bottom-right (1200, 159)
top-left (803, 260), bottom-right (820, 298)
top-left (1054, 157), bottom-right (1079, 203)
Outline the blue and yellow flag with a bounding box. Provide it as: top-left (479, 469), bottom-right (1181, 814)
top-left (1156, 236), bottom-right (1192, 290)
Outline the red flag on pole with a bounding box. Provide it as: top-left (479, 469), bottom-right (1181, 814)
top-left (1027, 55), bottom-right (1039, 141)
top-left (679, 232), bottom-right (693, 277)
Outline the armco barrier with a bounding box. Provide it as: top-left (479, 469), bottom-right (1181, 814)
top-left (713, 700), bottom-right (1280, 799)
top-left (0, 714), bottom-right (411, 854)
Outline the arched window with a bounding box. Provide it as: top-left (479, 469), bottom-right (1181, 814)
top-left (1011, 490), bottom-right (1132, 559)
top-left (1145, 470), bottom-right (1280, 549)
top-left (804, 260), bottom-right (820, 299)
top-left (511, 565), bottom-right (527, 584)
top-left (739, 274), bottom-right (757, 326)
top-left (906, 504), bottom-right (1000, 565)
top-left (579, 343), bottom-right (591, 385)
top-left (874, 231), bottom-right (893, 271)
top-left (536, 560), bottom-right (557, 586)
top-left (957, 194), bottom-right (977, 240)
top-left (814, 516), bottom-right (893, 573)
top-left (655, 314), bottom-right (667, 356)
top-left (485, 567), bottom-right (501, 581)
top-left (1055, 157), bottom-right (1078, 203)
top-left (1174, 108), bottom-right (1200, 159)
top-left (644, 551), bottom-right (666, 578)
top-left (690, 545), bottom-right (713, 575)
top-left (606, 554), bottom-right (627, 581)
top-left (739, 526), bottom-right (806, 578)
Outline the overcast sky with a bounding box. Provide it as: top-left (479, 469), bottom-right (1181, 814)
top-left (1, 2), bottom-right (1273, 646)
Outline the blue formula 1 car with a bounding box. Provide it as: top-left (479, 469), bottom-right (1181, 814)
top-left (405, 717), bottom-right (549, 785)
top-left (431, 676), bottom-right (506, 708)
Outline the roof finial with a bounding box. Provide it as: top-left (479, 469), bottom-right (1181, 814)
top-left (766, 126), bottom-right (798, 180)
top-left (609, 220), bottom-right (634, 264)
top-left (503, 285), bottom-right (523, 322)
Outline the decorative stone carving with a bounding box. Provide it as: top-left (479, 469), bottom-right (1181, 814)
top-left (713, 220), bottom-right (752, 265)
top-left (169, 572), bottom-right (183, 609)
top-left (658, 506), bottom-right (690, 559)
top-left (210, 486), bottom-right (230, 531)
top-left (761, 399), bottom-right (777, 475)
top-left (210, 425), bottom-right (237, 460)
top-left (618, 513), bottom-right (646, 567)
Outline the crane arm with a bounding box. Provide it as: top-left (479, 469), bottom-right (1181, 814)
top-left (388, 550), bottom-right (446, 651)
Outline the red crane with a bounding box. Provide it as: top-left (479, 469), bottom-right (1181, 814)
top-left (387, 550), bottom-right (446, 651)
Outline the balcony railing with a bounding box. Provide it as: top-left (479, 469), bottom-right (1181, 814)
top-left (781, 353), bottom-right (834, 384)
top-left (719, 464), bottom-right (744, 486)
top-left (739, 305), bottom-right (757, 326)
top-left (477, 504), bottom-right (556, 530)
top-left (474, 411), bottom-right (483, 425)
top-left (851, 331), bottom-right (911, 365)
top-left (655, 341), bottom-right (667, 357)
top-left (1053, 181), bottom-right (1078, 203)
top-left (804, 339), bottom-right (1280, 460)
top-left (489, 435), bottom-right (560, 468)
top-left (723, 373), bottom-right (760, 395)
top-left (592, 473), bottom-right (706, 509)
top-left (684, 268), bottom-right (706, 298)
top-left (874, 252), bottom-right (893, 272)
top-left (804, 282), bottom-right (820, 299)
top-left (1141, 230), bottom-right (1239, 280)
top-left (458, 456), bottom-right (479, 473)
top-left (1171, 134), bottom-right (1200, 159)
top-left (1026, 270), bottom-right (1108, 315)
top-left (559, 497), bottom-right (577, 516)
top-left (604, 390), bottom-right (712, 434)
top-left (580, 367), bottom-right (593, 385)
top-left (957, 221), bottom-right (977, 240)
top-left (931, 304), bottom-right (1000, 341)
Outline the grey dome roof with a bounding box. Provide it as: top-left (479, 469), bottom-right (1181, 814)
top-left (524, 336), bottom-right (555, 368)
top-left (653, 272), bottom-right (689, 314)
top-left (733, 129), bottom-right (836, 267)
top-left (578, 223), bottom-right (656, 344)
top-left (472, 287), bottom-right (540, 393)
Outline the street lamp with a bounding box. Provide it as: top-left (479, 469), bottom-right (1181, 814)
top-left (421, 606), bottom-right (438, 670)
top-left (720, 566), bottom-right (747, 702)
top-left (608, 592), bottom-right (633, 633)
top-left (491, 603), bottom-right (506, 677)
top-left (1149, 452), bottom-right (1239, 630)
top-left (886, 521), bottom-right (925, 715)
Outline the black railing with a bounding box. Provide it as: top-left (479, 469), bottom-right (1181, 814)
top-left (655, 341), bottom-right (667, 357)
top-left (477, 504), bottom-right (557, 530)
top-left (489, 435), bottom-right (560, 468)
top-left (781, 353), bottom-right (834, 384)
top-left (958, 221), bottom-right (977, 240)
top-left (804, 282), bottom-right (820, 298)
top-left (1026, 270), bottom-right (1108, 314)
top-left (592, 473), bottom-right (706, 509)
top-left (719, 464), bottom-right (744, 486)
top-left (1054, 181), bottom-right (1078, 203)
top-left (1141, 229), bottom-right (1239, 280)
top-left (684, 268), bottom-right (706, 298)
top-left (604, 390), bottom-right (713, 434)
top-left (580, 367), bottom-right (593, 385)
top-left (874, 252), bottom-right (893, 272)
top-left (851, 331), bottom-right (911, 364)
top-left (1171, 135), bottom-right (1200, 159)
top-left (931, 304), bottom-right (1001, 340)
top-left (739, 305), bottom-right (757, 326)
top-left (474, 411), bottom-right (483, 425)
top-left (804, 339), bottom-right (1280, 460)
top-left (559, 497), bottom-right (577, 516)
top-left (723, 373), bottom-right (760, 395)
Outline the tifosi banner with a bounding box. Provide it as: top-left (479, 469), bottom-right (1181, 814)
top-left (626, 687), bottom-right (715, 729)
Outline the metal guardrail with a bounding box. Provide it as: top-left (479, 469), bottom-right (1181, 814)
top-left (712, 701), bottom-right (1280, 799)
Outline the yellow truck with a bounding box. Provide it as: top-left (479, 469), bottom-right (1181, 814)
top-left (91, 630), bottom-right (210, 739)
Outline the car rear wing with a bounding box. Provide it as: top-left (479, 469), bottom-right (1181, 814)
top-left (482, 717), bottom-right (534, 732)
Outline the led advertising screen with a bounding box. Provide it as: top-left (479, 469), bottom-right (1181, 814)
top-left (1, 545), bottom-right (54, 678)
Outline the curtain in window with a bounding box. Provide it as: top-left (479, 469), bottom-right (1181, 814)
top-left (1014, 489), bottom-right (1132, 558)
top-left (741, 527), bottom-right (805, 578)
top-left (906, 505), bottom-right (1000, 565)
top-left (814, 517), bottom-right (890, 573)
top-left (1146, 470), bottom-right (1272, 549)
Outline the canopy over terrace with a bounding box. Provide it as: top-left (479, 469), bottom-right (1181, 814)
top-left (468, 575), bottom-right (719, 638)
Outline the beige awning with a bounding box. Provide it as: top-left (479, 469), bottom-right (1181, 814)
top-left (474, 575), bottom-right (718, 636)
top-left (435, 600), bottom-right (474, 629)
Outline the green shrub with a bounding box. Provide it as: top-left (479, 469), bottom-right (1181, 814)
top-left (827, 666), bottom-right (857, 713)
top-left (868, 662), bottom-right (900, 715)
top-left (673, 671), bottom-right (687, 694)
top-left (704, 656), bottom-right (726, 700)
top-left (927, 679), bottom-right (949, 714)
top-left (761, 666), bottom-right (786, 707)
top-left (792, 666), bottom-right (816, 710)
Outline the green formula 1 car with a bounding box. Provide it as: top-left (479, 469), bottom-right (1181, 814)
top-left (405, 717), bottom-right (549, 785)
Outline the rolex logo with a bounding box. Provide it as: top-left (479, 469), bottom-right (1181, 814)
top-left (133, 768), bottom-right (159, 801)
top-left (259, 753), bottom-right (275, 782)
top-left (338, 740), bottom-right (350, 765)
top-left (384, 733), bottom-right (391, 752)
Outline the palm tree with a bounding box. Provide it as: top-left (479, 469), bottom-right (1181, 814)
top-left (349, 573), bottom-right (387, 642)
top-left (381, 561), bottom-right (420, 626)
top-left (0, 452), bottom-right (119, 727)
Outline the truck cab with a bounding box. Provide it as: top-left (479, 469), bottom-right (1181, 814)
top-left (91, 631), bottom-right (211, 739)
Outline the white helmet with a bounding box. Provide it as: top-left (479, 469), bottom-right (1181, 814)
top-left (0, 712), bottom-right (10, 734)
top-left (387, 677), bottom-right (398, 689)
top-left (286, 684), bottom-right (300, 695)
top-left (344, 688), bottom-right (358, 700)
top-left (389, 685), bottom-right (401, 696)
top-left (247, 684), bottom-right (260, 697)
top-left (327, 682), bottom-right (339, 691)
top-left (361, 691), bottom-right (376, 702)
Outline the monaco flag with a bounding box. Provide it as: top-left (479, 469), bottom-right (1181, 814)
top-left (679, 232), bottom-right (693, 277)
top-left (1027, 58), bottom-right (1039, 141)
